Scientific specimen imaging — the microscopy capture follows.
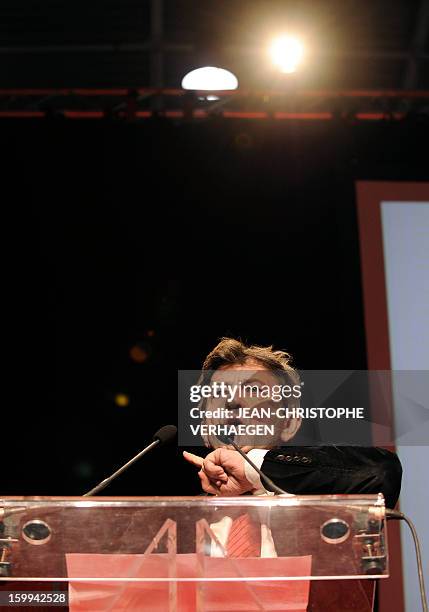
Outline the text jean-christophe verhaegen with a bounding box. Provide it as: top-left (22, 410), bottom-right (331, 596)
top-left (187, 380), bottom-right (365, 438)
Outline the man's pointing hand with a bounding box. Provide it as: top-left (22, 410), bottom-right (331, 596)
top-left (183, 448), bottom-right (255, 496)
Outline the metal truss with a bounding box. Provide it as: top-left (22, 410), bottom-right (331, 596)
top-left (0, 88), bottom-right (428, 121)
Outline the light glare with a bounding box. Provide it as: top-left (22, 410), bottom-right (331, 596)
top-left (270, 36), bottom-right (304, 73)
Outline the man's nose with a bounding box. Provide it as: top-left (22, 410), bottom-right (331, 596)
top-left (226, 398), bottom-right (244, 411)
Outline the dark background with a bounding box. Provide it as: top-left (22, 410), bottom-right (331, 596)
top-left (2, 113), bottom-right (427, 496)
top-left (1, 0), bottom-right (428, 497)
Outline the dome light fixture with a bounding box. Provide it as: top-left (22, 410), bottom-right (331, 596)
top-left (181, 67), bottom-right (239, 91)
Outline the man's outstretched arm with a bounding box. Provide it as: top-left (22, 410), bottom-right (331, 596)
top-left (261, 446), bottom-right (402, 509)
top-left (184, 446), bottom-right (402, 508)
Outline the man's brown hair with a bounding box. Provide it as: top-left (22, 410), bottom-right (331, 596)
top-left (203, 337), bottom-right (298, 382)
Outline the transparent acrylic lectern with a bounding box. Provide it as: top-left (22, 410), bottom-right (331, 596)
top-left (0, 495), bottom-right (388, 611)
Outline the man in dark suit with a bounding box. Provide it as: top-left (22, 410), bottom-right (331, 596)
top-left (184, 338), bottom-right (402, 509)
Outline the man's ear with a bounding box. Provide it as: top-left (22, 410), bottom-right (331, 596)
top-left (280, 417), bottom-right (302, 442)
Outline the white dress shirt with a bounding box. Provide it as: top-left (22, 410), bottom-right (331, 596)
top-left (209, 449), bottom-right (294, 557)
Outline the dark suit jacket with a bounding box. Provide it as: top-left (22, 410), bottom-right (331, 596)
top-left (261, 446), bottom-right (402, 509)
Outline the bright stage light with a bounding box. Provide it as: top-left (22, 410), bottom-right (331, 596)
top-left (181, 67), bottom-right (239, 91)
top-left (269, 36), bottom-right (304, 73)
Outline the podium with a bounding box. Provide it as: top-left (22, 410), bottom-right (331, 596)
top-left (0, 495), bottom-right (388, 611)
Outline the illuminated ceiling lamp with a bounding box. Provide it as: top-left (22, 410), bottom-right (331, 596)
top-left (181, 67), bottom-right (239, 92)
top-left (269, 35), bottom-right (304, 73)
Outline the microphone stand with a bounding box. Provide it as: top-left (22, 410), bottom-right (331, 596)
top-left (83, 439), bottom-right (159, 496)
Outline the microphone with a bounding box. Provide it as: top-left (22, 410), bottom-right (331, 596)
top-left (153, 424), bottom-right (177, 445)
top-left (83, 424), bottom-right (177, 497)
top-left (221, 436), bottom-right (287, 495)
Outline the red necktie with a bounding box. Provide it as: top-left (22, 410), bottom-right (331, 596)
top-left (226, 513), bottom-right (261, 558)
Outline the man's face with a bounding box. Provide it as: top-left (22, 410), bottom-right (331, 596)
top-left (203, 358), bottom-right (301, 450)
